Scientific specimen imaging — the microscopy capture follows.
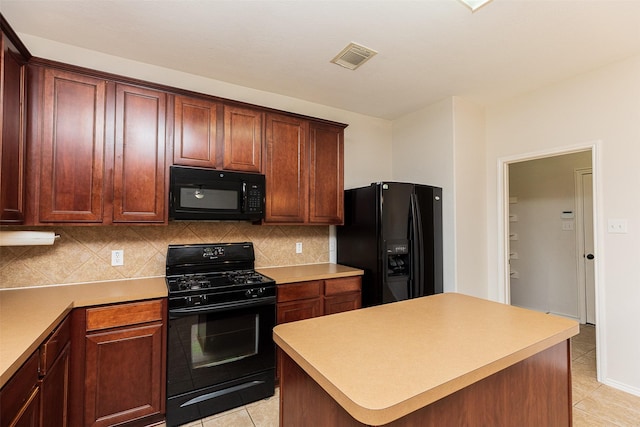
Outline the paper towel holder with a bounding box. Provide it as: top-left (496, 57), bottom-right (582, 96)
top-left (0, 231), bottom-right (61, 246)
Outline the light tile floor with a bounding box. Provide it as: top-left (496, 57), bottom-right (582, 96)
top-left (571, 324), bottom-right (640, 426)
top-left (167, 324), bottom-right (640, 426)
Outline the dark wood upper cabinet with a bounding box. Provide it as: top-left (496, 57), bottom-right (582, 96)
top-left (309, 122), bottom-right (344, 225)
top-left (1, 13), bottom-right (349, 227)
top-left (173, 95), bottom-right (218, 168)
top-left (112, 83), bottom-right (167, 223)
top-left (264, 113), bottom-right (345, 225)
top-left (0, 21), bottom-right (29, 224)
top-left (173, 100), bottom-right (263, 173)
top-left (36, 68), bottom-right (107, 223)
top-left (26, 64), bottom-right (169, 225)
top-left (223, 104), bottom-right (263, 172)
top-left (265, 113), bottom-right (308, 223)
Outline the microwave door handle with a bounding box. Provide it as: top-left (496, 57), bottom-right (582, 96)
top-left (242, 182), bottom-right (248, 213)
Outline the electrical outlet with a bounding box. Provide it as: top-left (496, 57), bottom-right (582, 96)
top-left (111, 250), bottom-right (124, 266)
top-left (296, 242), bottom-right (303, 254)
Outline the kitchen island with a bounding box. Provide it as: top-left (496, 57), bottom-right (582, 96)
top-left (273, 293), bottom-right (579, 426)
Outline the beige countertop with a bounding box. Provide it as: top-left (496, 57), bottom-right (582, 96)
top-left (273, 292), bottom-right (579, 426)
top-left (0, 263), bottom-right (360, 389)
top-left (257, 263), bottom-right (363, 284)
top-left (0, 277), bottom-right (167, 388)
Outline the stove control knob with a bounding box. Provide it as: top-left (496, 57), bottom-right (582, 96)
top-left (185, 296), bottom-right (192, 305)
top-left (201, 294), bottom-right (208, 303)
top-left (257, 287), bottom-right (265, 296)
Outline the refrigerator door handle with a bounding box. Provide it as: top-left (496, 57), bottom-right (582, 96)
top-left (410, 193), bottom-right (425, 298)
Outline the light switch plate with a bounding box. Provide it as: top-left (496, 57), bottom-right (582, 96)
top-left (295, 242), bottom-right (303, 254)
top-left (607, 219), bottom-right (628, 234)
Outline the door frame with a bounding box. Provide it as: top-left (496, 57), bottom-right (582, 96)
top-left (497, 140), bottom-right (603, 381)
top-left (575, 167), bottom-right (593, 324)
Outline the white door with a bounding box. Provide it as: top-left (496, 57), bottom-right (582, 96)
top-left (581, 172), bottom-right (596, 324)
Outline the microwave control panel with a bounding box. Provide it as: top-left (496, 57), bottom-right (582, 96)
top-left (246, 184), bottom-right (264, 213)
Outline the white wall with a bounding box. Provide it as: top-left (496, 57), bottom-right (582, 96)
top-left (509, 152), bottom-right (592, 317)
top-left (19, 34), bottom-right (393, 191)
top-left (391, 98), bottom-right (456, 292)
top-left (486, 55), bottom-right (640, 395)
top-left (452, 97), bottom-right (487, 298)
top-left (390, 97), bottom-right (489, 298)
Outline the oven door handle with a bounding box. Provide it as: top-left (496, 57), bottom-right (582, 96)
top-left (168, 296), bottom-right (276, 318)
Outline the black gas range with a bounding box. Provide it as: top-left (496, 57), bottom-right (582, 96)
top-left (166, 243), bottom-right (275, 311)
top-left (165, 242), bottom-right (276, 426)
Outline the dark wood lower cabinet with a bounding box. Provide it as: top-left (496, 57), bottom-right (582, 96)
top-left (84, 324), bottom-right (164, 426)
top-left (39, 343), bottom-right (70, 426)
top-left (70, 299), bottom-right (166, 427)
top-left (276, 277), bottom-right (361, 323)
top-left (275, 276), bottom-right (362, 380)
top-left (0, 353), bottom-right (41, 427)
top-left (277, 299), bottom-right (323, 324)
top-left (3, 300), bottom-right (166, 427)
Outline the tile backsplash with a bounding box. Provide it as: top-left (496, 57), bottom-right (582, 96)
top-left (0, 223), bottom-right (329, 289)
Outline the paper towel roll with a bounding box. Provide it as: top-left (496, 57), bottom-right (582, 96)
top-left (0, 231), bottom-right (59, 246)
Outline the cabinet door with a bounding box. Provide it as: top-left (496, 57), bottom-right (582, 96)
top-left (309, 123), bottom-right (344, 225)
top-left (113, 84), bottom-right (167, 223)
top-left (0, 352), bottom-right (40, 427)
top-left (173, 95), bottom-right (218, 168)
top-left (5, 388), bottom-right (40, 427)
top-left (39, 344), bottom-right (70, 427)
top-left (264, 113), bottom-right (308, 223)
top-left (0, 33), bottom-right (26, 223)
top-left (84, 323), bottom-right (164, 427)
top-left (38, 68), bottom-right (106, 223)
top-left (223, 105), bottom-right (263, 172)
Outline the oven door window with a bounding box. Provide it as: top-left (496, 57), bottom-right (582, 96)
top-left (167, 303), bottom-right (275, 397)
top-left (193, 312), bottom-right (257, 368)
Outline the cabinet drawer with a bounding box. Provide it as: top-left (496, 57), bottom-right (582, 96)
top-left (277, 281), bottom-right (322, 303)
top-left (0, 351), bottom-right (39, 426)
top-left (277, 299), bottom-right (322, 324)
top-left (86, 299), bottom-right (163, 332)
top-left (324, 292), bottom-right (361, 315)
top-left (39, 315), bottom-right (71, 375)
top-left (324, 276), bottom-right (361, 296)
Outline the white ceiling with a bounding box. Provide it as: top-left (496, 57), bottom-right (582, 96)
top-left (3, 0), bottom-right (640, 120)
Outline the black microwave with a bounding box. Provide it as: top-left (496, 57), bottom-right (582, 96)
top-left (169, 166), bottom-right (266, 221)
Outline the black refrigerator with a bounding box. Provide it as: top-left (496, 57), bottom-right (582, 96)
top-left (337, 182), bottom-right (443, 307)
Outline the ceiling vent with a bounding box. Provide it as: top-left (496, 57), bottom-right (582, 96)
top-left (330, 42), bottom-right (378, 70)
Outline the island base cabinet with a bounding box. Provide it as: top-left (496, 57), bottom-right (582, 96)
top-left (279, 341), bottom-right (572, 427)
